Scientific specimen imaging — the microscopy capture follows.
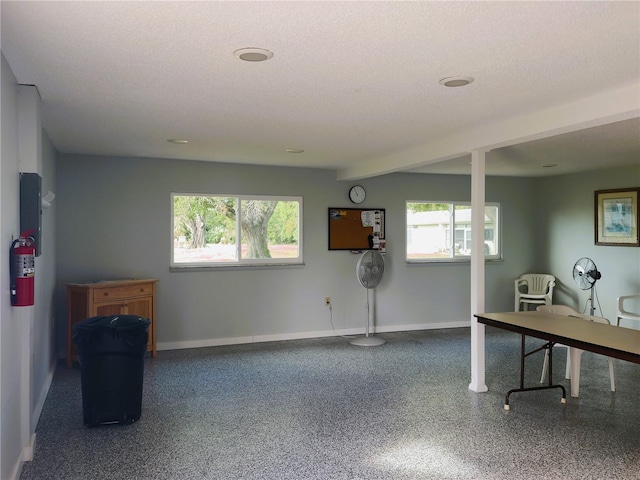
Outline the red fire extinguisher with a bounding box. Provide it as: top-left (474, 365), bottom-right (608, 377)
top-left (10, 231), bottom-right (36, 307)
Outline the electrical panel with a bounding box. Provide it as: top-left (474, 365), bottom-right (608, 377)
top-left (20, 172), bottom-right (42, 257)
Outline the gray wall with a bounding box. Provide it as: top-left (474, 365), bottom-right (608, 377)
top-left (55, 155), bottom-right (536, 351)
top-left (1, 53), bottom-right (58, 480)
top-left (1, 51), bottom-right (23, 480)
top-left (537, 165), bottom-right (640, 324)
top-left (33, 134), bottom-right (57, 426)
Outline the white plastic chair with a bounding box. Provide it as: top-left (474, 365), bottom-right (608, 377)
top-left (536, 305), bottom-right (615, 397)
top-left (616, 294), bottom-right (640, 327)
top-left (515, 274), bottom-right (555, 311)
top-left (567, 313), bottom-right (615, 397)
top-left (536, 305), bottom-right (573, 382)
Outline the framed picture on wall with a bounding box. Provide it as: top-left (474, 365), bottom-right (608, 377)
top-left (595, 187), bottom-right (640, 246)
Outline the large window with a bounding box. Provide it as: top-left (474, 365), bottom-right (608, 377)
top-left (406, 202), bottom-right (500, 262)
top-left (172, 194), bottom-right (302, 267)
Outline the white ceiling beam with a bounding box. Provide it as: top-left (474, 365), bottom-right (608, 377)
top-left (337, 82), bottom-right (640, 181)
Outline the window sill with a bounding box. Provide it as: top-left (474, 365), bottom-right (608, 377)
top-left (170, 262), bottom-right (305, 273)
top-left (406, 258), bottom-right (503, 265)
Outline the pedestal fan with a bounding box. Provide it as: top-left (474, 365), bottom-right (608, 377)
top-left (572, 257), bottom-right (602, 315)
top-left (350, 250), bottom-right (386, 347)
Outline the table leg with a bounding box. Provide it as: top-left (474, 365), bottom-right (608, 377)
top-left (504, 335), bottom-right (567, 410)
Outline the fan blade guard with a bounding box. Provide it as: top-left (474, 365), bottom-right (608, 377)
top-left (356, 250), bottom-right (384, 289)
top-left (572, 257), bottom-right (600, 290)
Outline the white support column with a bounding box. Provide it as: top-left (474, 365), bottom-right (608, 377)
top-left (469, 150), bottom-right (488, 393)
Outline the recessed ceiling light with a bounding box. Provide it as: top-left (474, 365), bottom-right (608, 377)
top-left (234, 48), bottom-right (273, 62)
top-left (286, 149), bottom-right (304, 154)
top-left (439, 76), bottom-right (474, 87)
top-left (167, 139), bottom-right (188, 144)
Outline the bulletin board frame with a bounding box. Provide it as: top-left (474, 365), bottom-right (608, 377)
top-left (328, 208), bottom-right (385, 251)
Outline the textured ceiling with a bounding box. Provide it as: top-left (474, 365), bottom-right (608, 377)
top-left (1, 1), bottom-right (639, 179)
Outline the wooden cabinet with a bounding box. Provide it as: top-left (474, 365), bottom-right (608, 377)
top-left (66, 279), bottom-right (158, 368)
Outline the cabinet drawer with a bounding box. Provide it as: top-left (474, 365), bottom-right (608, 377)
top-left (93, 283), bottom-right (153, 302)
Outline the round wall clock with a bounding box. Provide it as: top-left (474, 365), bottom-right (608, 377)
top-left (349, 185), bottom-right (366, 204)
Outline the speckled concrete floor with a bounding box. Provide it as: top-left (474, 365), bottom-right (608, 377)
top-left (20, 328), bottom-right (640, 479)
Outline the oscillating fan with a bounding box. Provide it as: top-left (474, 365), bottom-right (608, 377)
top-left (572, 257), bottom-right (602, 315)
top-left (350, 250), bottom-right (386, 347)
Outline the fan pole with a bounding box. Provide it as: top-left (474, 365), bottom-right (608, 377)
top-left (350, 289), bottom-right (386, 347)
top-left (589, 286), bottom-right (596, 315)
top-left (365, 295), bottom-right (370, 337)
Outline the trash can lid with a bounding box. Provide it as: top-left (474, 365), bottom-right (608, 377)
top-left (73, 315), bottom-right (150, 333)
top-left (73, 315), bottom-right (150, 350)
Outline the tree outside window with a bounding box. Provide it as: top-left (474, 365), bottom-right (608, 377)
top-left (172, 194), bottom-right (302, 266)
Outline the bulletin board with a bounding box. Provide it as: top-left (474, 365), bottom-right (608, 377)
top-left (328, 208), bottom-right (385, 251)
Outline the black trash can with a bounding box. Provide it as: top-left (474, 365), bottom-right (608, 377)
top-left (73, 315), bottom-right (150, 427)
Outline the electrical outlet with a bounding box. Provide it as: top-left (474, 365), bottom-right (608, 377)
top-left (325, 297), bottom-right (331, 305)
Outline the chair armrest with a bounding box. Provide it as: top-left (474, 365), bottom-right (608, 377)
top-left (617, 295), bottom-right (640, 318)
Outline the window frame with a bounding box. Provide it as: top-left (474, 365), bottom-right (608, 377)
top-left (405, 201), bottom-right (501, 263)
top-left (171, 193), bottom-right (303, 269)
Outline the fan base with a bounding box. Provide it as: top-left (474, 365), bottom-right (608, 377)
top-left (349, 336), bottom-right (386, 347)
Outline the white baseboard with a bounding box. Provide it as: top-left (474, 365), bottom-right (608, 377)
top-left (376, 321), bottom-right (470, 332)
top-left (22, 433), bottom-right (36, 462)
top-left (157, 321), bottom-right (470, 352)
top-left (32, 363), bottom-right (55, 435)
top-left (9, 432), bottom-right (35, 480)
top-left (9, 456), bottom-right (23, 480)
top-left (12, 359), bottom-right (56, 479)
